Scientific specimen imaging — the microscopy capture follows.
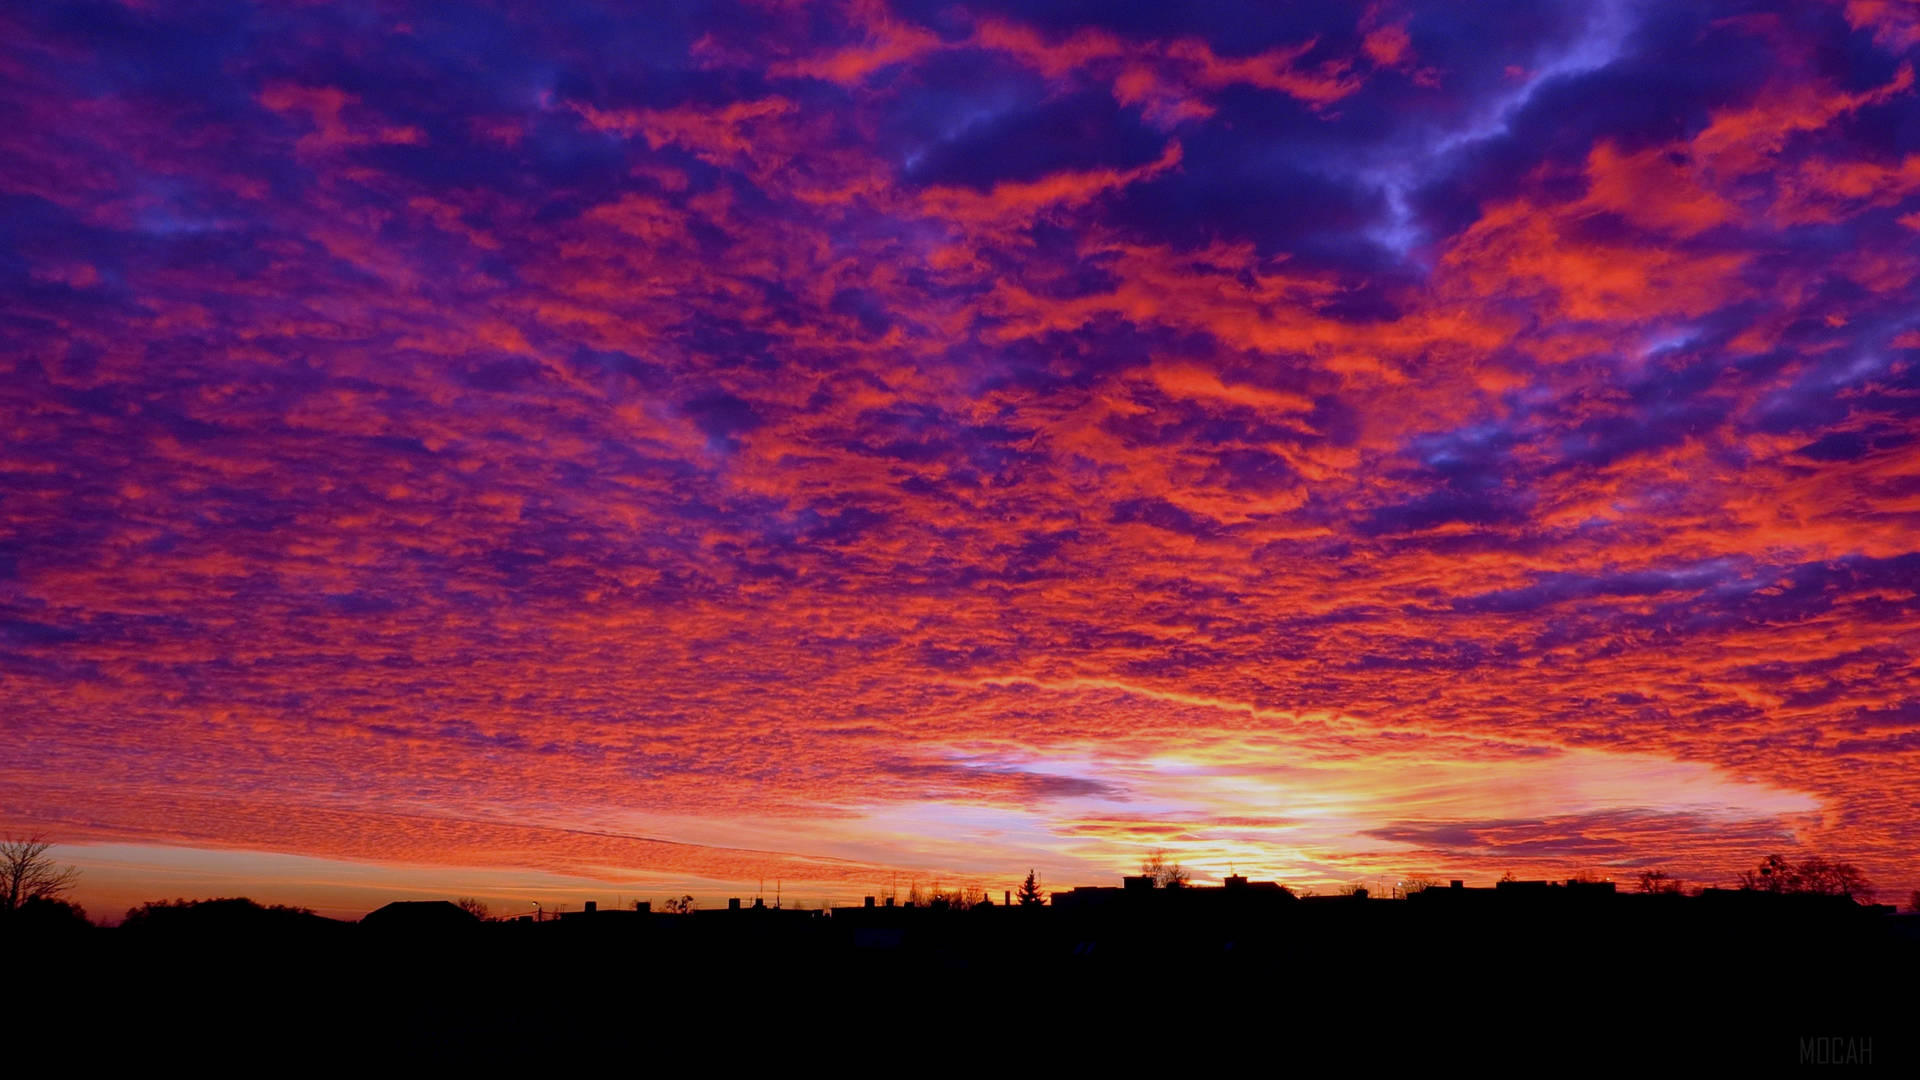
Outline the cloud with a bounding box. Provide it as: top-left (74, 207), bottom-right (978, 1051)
top-left (1365, 808), bottom-right (1802, 864)
top-left (0, 0), bottom-right (1917, 910)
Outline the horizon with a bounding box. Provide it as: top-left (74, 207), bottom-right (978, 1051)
top-left (29, 842), bottom-right (1662, 924)
top-left (37, 838), bottom-right (1887, 926)
top-left (46, 841), bottom-right (1877, 925)
top-left (5, 2), bottom-right (1919, 921)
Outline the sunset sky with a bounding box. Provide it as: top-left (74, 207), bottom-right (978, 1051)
top-left (4, 0), bottom-right (1918, 921)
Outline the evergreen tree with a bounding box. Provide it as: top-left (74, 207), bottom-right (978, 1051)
top-left (1016, 869), bottom-right (1044, 906)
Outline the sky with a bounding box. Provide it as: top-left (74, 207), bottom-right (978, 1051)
top-left (2, 0), bottom-right (1917, 921)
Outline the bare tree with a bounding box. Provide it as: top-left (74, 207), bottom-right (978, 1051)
top-left (912, 882), bottom-right (987, 909)
top-left (1794, 856), bottom-right (1874, 900)
top-left (454, 896), bottom-right (491, 921)
top-left (1637, 869), bottom-right (1683, 894)
top-left (1737, 854), bottom-right (1874, 901)
top-left (1, 836), bottom-right (80, 913)
top-left (661, 894), bottom-right (696, 914)
top-left (1737, 854), bottom-right (1797, 893)
top-left (1141, 849), bottom-right (1190, 888)
top-left (1393, 876), bottom-right (1441, 898)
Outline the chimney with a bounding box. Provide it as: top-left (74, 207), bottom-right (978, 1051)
top-left (728, 897), bottom-right (741, 911)
top-left (1450, 880), bottom-right (1463, 890)
top-left (1004, 890), bottom-right (1011, 907)
top-left (634, 901), bottom-right (650, 913)
top-left (584, 900), bottom-right (597, 914)
top-left (864, 896), bottom-right (875, 908)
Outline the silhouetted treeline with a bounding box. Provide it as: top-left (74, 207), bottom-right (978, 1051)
top-left (1734, 853), bottom-right (1875, 898)
top-left (0, 894), bottom-right (90, 933)
top-left (5, 870), bottom-right (1914, 1068)
top-left (0, 843), bottom-right (1908, 1068)
top-left (119, 896), bottom-right (346, 937)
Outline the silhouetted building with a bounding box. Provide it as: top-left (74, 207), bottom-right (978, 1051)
top-left (558, 900), bottom-right (654, 922)
top-left (1488, 878), bottom-right (1617, 897)
top-left (1301, 888), bottom-right (1368, 903)
top-left (360, 900), bottom-right (477, 932)
top-left (1052, 875), bottom-right (1296, 911)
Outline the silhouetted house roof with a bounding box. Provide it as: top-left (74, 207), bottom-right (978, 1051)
top-left (1487, 878), bottom-right (1617, 896)
top-left (1052, 876), bottom-right (1297, 911)
top-left (1050, 885), bottom-right (1125, 910)
top-left (1693, 887), bottom-right (1869, 910)
top-left (360, 900), bottom-right (478, 932)
top-left (1221, 875), bottom-right (1291, 897)
top-left (560, 900), bottom-right (652, 920)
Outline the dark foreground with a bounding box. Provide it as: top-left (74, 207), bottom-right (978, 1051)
top-left (10, 890), bottom-right (1912, 1067)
